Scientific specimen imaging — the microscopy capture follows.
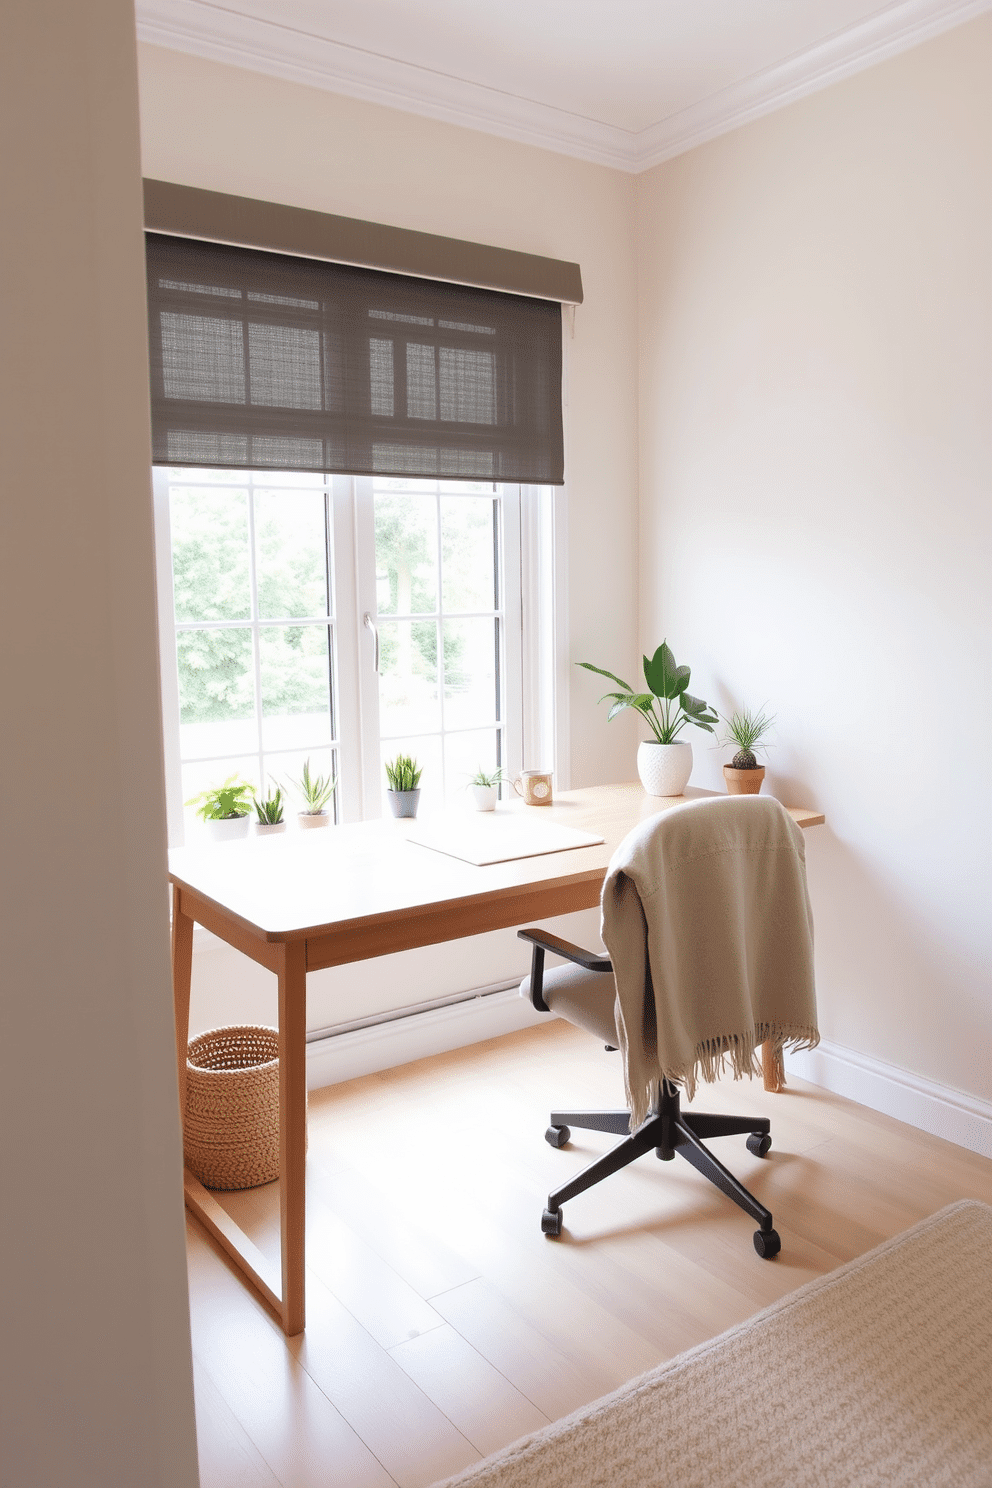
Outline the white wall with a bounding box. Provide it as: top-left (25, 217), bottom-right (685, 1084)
top-left (636, 17), bottom-right (992, 1106)
top-left (1, 4), bottom-right (199, 1485)
top-left (137, 45), bottom-right (639, 1036)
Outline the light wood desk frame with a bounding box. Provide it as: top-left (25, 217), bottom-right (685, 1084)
top-left (171, 785), bottom-right (824, 1335)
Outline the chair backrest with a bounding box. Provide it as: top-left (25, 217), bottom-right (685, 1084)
top-left (601, 796), bottom-right (818, 1124)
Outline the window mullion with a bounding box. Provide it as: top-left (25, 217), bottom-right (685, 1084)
top-left (245, 477), bottom-right (265, 793)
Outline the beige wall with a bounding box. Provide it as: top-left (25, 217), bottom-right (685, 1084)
top-left (138, 43), bottom-right (642, 789)
top-left (636, 18), bottom-right (992, 1102)
top-left (1, 4), bottom-right (199, 1485)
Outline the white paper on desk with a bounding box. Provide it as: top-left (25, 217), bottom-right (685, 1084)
top-left (406, 812), bottom-right (605, 866)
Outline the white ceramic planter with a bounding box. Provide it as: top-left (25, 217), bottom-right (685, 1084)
top-left (637, 740), bottom-right (693, 797)
top-left (255, 820), bottom-right (287, 835)
top-left (298, 811), bottom-right (331, 830)
top-left (471, 784), bottom-right (498, 812)
top-left (204, 815), bottom-right (251, 842)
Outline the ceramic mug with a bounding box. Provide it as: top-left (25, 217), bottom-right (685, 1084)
top-left (513, 770), bottom-right (553, 806)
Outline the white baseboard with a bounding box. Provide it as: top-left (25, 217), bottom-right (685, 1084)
top-left (785, 1039), bottom-right (992, 1159)
top-left (305, 987), bottom-right (547, 1089)
top-left (307, 998), bottom-right (992, 1162)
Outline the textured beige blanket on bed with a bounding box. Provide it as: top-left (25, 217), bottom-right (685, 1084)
top-left (601, 796), bottom-right (819, 1126)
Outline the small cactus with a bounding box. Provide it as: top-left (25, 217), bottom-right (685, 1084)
top-left (721, 706), bottom-right (774, 769)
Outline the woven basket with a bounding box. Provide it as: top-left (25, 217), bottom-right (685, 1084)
top-left (184, 1025), bottom-right (281, 1191)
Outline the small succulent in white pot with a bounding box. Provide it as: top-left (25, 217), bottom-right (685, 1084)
top-left (253, 782), bottom-right (287, 834)
top-left (293, 759), bottom-right (335, 827)
top-left (468, 766), bottom-right (505, 812)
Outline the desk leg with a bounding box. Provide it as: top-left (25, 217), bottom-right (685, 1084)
top-left (172, 884), bottom-right (194, 1122)
top-left (278, 940), bottom-right (307, 1336)
top-left (762, 1042), bottom-right (786, 1093)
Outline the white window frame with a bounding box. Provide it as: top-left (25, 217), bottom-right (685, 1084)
top-left (152, 469), bottom-right (558, 846)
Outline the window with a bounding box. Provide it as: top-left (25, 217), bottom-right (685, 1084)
top-left (154, 467), bottom-right (554, 842)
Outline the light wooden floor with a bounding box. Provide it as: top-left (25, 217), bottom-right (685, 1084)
top-left (188, 1022), bottom-right (992, 1488)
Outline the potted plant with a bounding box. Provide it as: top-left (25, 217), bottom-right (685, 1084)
top-left (253, 782), bottom-right (287, 834)
top-left (468, 766), bottom-right (505, 812)
top-left (721, 706), bottom-right (774, 795)
top-left (385, 754), bottom-right (422, 818)
top-left (293, 758), bottom-right (335, 829)
top-left (186, 775), bottom-right (255, 841)
top-left (578, 640), bottom-right (718, 796)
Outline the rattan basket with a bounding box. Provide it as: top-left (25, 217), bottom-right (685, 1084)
top-left (184, 1025), bottom-right (281, 1191)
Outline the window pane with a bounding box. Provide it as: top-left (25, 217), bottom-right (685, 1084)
top-left (255, 489), bottom-right (329, 619)
top-left (176, 627), bottom-right (256, 763)
top-left (260, 625), bottom-right (332, 751)
top-left (378, 619), bottom-right (440, 737)
top-left (374, 492), bottom-right (438, 615)
top-left (171, 487), bottom-right (250, 622)
top-left (441, 495), bottom-right (496, 613)
top-left (443, 618), bottom-right (498, 730)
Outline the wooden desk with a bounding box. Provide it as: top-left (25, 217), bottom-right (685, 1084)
top-left (170, 783), bottom-right (824, 1334)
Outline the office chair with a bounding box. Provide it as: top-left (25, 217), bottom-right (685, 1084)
top-left (519, 795), bottom-right (817, 1258)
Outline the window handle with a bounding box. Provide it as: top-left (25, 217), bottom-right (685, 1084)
top-left (363, 612), bottom-right (379, 673)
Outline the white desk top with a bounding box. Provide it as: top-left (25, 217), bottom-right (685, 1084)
top-left (168, 783), bottom-right (824, 943)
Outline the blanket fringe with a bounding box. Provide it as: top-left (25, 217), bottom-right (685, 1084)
top-left (630, 1023), bottom-right (819, 1125)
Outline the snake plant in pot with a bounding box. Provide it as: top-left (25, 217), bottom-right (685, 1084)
top-left (579, 641), bottom-right (718, 796)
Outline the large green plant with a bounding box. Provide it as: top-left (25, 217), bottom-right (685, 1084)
top-left (579, 641), bottom-right (718, 744)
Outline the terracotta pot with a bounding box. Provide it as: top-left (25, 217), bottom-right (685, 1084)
top-left (637, 741), bottom-right (693, 797)
top-left (723, 764), bottom-right (765, 795)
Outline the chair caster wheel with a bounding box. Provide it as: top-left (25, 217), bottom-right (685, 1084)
top-left (753, 1227), bottom-right (781, 1259)
top-left (545, 1124), bottom-right (570, 1148)
top-left (747, 1132), bottom-right (772, 1158)
top-left (542, 1207), bottom-right (563, 1237)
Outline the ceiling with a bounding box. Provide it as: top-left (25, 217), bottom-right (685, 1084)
top-left (135, 0), bottom-right (990, 170)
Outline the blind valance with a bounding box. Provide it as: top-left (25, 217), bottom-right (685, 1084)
top-left (145, 232), bottom-right (565, 484)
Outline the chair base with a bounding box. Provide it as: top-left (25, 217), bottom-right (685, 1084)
top-left (542, 1081), bottom-right (780, 1256)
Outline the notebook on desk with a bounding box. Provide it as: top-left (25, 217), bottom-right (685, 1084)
top-left (406, 811), bottom-right (605, 866)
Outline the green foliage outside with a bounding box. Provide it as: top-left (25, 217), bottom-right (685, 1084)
top-left (171, 482), bottom-right (498, 733)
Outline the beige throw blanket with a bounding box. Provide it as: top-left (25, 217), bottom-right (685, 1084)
top-left (601, 796), bottom-right (818, 1126)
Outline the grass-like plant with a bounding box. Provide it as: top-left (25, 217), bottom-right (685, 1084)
top-left (253, 782), bottom-right (286, 825)
top-left (469, 766), bottom-right (505, 788)
top-left (721, 706), bottom-right (775, 770)
top-left (293, 758), bottom-right (336, 814)
top-left (385, 754), bottom-right (422, 792)
top-left (578, 641), bottom-right (718, 744)
top-left (186, 775), bottom-right (255, 821)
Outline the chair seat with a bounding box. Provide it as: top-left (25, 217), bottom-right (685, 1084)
top-left (520, 962), bottom-right (619, 1046)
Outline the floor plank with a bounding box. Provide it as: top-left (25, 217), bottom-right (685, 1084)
top-left (188, 1021), bottom-right (992, 1488)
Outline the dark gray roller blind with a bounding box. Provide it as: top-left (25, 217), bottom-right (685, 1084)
top-left (146, 233), bottom-right (564, 484)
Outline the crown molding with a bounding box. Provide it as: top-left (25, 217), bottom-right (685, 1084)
top-left (135, 0), bottom-right (992, 174)
top-left (134, 0), bottom-right (638, 170)
top-left (635, 0), bottom-right (992, 169)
